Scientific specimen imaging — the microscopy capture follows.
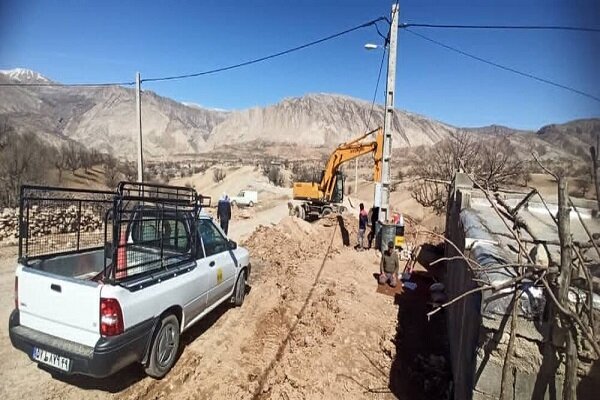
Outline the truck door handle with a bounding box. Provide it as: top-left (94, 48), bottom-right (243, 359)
top-left (50, 284), bottom-right (62, 293)
top-left (209, 261), bottom-right (215, 267)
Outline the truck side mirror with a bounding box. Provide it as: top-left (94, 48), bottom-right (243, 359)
top-left (228, 239), bottom-right (237, 250)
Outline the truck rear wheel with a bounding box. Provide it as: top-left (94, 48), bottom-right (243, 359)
top-left (145, 314), bottom-right (180, 379)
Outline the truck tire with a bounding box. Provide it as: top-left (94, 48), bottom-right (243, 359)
top-left (145, 314), bottom-right (180, 379)
top-left (321, 207), bottom-right (333, 217)
top-left (233, 270), bottom-right (247, 306)
top-left (295, 205), bottom-right (306, 220)
top-left (248, 201), bottom-right (254, 207)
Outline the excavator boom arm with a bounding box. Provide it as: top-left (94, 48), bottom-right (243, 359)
top-left (320, 127), bottom-right (383, 200)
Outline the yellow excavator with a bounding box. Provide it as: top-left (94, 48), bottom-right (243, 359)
top-left (292, 127), bottom-right (383, 220)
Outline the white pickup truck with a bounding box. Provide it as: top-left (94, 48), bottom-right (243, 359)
top-left (9, 183), bottom-right (251, 379)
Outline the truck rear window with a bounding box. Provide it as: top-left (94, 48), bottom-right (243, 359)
top-left (131, 217), bottom-right (190, 252)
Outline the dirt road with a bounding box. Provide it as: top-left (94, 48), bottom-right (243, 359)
top-left (1, 215), bottom-right (403, 399)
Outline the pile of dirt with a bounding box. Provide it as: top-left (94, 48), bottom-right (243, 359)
top-left (241, 219), bottom-right (331, 278)
top-left (276, 216), bottom-right (317, 237)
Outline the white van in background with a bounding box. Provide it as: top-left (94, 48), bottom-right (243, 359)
top-left (230, 190), bottom-right (258, 207)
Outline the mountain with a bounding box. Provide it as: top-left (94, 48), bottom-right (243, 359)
top-left (0, 69), bottom-right (228, 157)
top-left (208, 93), bottom-right (454, 149)
top-left (536, 119), bottom-right (600, 156)
top-left (0, 68), bottom-right (51, 83)
top-left (1, 68), bottom-right (598, 160)
top-left (461, 124), bottom-right (532, 136)
top-left (0, 69), bottom-right (455, 157)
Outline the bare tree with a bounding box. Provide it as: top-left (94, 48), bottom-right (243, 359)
top-left (0, 132), bottom-right (52, 206)
top-left (63, 142), bottom-right (81, 174)
top-left (410, 131), bottom-right (524, 212)
top-left (79, 149), bottom-right (93, 174)
top-left (119, 162), bottom-right (137, 182)
top-left (103, 155), bottom-right (120, 188)
top-left (268, 166), bottom-right (285, 187)
top-left (53, 146), bottom-right (69, 183)
top-left (0, 117), bottom-right (13, 151)
top-left (213, 168), bottom-right (226, 183)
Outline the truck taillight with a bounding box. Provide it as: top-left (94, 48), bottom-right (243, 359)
top-left (14, 277), bottom-right (18, 310)
top-left (100, 298), bottom-right (124, 337)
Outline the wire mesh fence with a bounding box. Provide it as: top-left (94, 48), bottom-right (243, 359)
top-left (107, 182), bottom-right (203, 282)
top-left (19, 186), bottom-right (114, 260)
top-left (19, 182), bottom-right (209, 283)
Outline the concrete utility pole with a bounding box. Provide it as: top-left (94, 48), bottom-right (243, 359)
top-left (355, 159), bottom-right (358, 195)
top-left (377, 2), bottom-right (399, 223)
top-left (135, 72), bottom-right (144, 182)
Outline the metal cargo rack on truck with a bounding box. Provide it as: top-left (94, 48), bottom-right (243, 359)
top-left (18, 182), bottom-right (212, 286)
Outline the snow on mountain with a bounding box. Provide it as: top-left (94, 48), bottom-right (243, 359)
top-left (0, 68), bottom-right (51, 83)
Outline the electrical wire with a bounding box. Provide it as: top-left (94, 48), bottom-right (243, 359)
top-left (365, 6), bottom-right (397, 131)
top-left (404, 28), bottom-right (600, 103)
top-left (365, 45), bottom-right (387, 131)
top-left (142, 17), bottom-right (387, 83)
top-left (400, 23), bottom-right (600, 33)
top-left (0, 80), bottom-right (135, 88)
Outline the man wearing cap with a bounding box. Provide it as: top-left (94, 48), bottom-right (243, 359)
top-left (379, 241), bottom-right (399, 287)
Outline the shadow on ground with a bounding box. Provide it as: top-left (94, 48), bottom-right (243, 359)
top-left (48, 286), bottom-right (251, 393)
top-left (388, 242), bottom-right (452, 400)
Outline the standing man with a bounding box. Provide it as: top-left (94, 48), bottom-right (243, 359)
top-left (379, 241), bottom-right (399, 287)
top-left (217, 193), bottom-right (232, 235)
top-left (357, 203), bottom-right (368, 250)
top-left (367, 205), bottom-right (379, 249)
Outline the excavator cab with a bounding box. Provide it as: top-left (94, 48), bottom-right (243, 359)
top-left (331, 171), bottom-right (344, 204)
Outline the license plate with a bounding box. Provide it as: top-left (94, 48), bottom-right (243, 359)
top-left (32, 347), bottom-right (71, 372)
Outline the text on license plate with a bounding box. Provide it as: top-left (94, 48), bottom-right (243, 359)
top-left (32, 347), bottom-right (71, 372)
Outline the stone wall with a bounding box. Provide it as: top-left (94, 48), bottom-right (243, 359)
top-left (0, 206), bottom-right (104, 246)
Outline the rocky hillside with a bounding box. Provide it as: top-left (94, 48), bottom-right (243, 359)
top-left (0, 69), bottom-right (456, 157)
top-left (208, 93), bottom-right (455, 148)
top-left (536, 118), bottom-right (600, 157)
top-left (0, 69), bottom-right (228, 158)
top-left (1, 68), bottom-right (598, 160)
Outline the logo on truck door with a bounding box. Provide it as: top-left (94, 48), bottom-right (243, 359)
top-left (217, 267), bottom-right (223, 284)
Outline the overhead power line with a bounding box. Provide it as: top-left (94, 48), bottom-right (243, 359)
top-left (142, 17), bottom-right (387, 83)
top-left (400, 23), bottom-right (600, 33)
top-left (0, 80), bottom-right (135, 88)
top-left (404, 28), bottom-right (600, 103)
top-left (365, 45), bottom-right (387, 130)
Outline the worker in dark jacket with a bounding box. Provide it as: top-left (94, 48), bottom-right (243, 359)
top-left (357, 203), bottom-right (368, 250)
top-left (379, 241), bottom-right (399, 287)
top-left (217, 193), bottom-right (232, 234)
top-left (367, 206), bottom-right (379, 249)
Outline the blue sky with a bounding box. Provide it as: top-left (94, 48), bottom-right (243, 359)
top-left (1, 0), bottom-right (599, 130)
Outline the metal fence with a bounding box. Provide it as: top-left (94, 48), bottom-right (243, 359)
top-left (19, 185), bottom-right (114, 261)
top-left (19, 182), bottom-right (211, 283)
top-left (107, 182), bottom-right (208, 282)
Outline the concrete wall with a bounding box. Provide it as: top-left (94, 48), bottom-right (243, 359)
top-left (444, 174), bottom-right (600, 400)
top-left (444, 179), bottom-right (481, 400)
